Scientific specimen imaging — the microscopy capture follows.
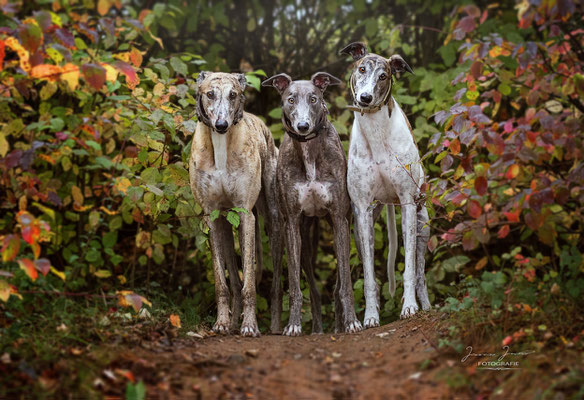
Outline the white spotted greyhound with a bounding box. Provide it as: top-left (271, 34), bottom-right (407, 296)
top-left (340, 42), bottom-right (431, 326)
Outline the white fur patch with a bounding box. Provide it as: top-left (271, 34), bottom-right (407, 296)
top-left (211, 131), bottom-right (228, 170)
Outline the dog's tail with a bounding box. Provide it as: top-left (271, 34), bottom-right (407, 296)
top-left (386, 204), bottom-right (398, 298)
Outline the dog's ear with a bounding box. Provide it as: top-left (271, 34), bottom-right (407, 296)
top-left (262, 73), bottom-right (292, 94)
top-left (339, 42), bottom-right (368, 60)
top-left (235, 73), bottom-right (247, 91)
top-left (197, 71), bottom-right (209, 87)
top-left (388, 55), bottom-right (414, 75)
top-left (311, 72), bottom-right (342, 91)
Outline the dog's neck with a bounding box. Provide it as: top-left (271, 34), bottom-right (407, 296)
top-left (209, 128), bottom-right (228, 170)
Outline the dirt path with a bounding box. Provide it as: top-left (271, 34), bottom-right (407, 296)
top-left (108, 313), bottom-right (453, 399)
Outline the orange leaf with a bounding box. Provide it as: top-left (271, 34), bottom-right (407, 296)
top-left (475, 257), bottom-right (488, 270)
top-left (502, 335), bottom-right (513, 346)
top-left (130, 47), bottom-right (143, 68)
top-left (467, 200), bottom-right (482, 219)
top-left (505, 164), bottom-right (519, 179)
top-left (449, 138), bottom-right (461, 155)
top-left (169, 314), bottom-right (181, 328)
top-left (18, 258), bottom-right (38, 281)
top-left (497, 224), bottom-right (510, 238)
top-left (5, 36), bottom-right (31, 72)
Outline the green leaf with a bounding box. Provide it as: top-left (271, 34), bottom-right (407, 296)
top-left (231, 207), bottom-right (249, 214)
top-left (170, 56), bottom-right (188, 76)
top-left (125, 381), bottom-right (146, 400)
top-left (226, 211), bottom-right (239, 228)
top-left (209, 209), bottom-right (220, 221)
top-left (245, 74), bottom-right (261, 91)
top-left (141, 167), bottom-right (161, 185)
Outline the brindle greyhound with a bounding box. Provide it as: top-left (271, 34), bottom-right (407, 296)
top-left (262, 72), bottom-right (362, 336)
top-left (189, 72), bottom-right (283, 337)
top-left (339, 42), bottom-right (431, 326)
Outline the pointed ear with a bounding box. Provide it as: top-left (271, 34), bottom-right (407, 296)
top-left (235, 73), bottom-right (247, 91)
top-left (388, 55), bottom-right (414, 75)
top-left (197, 71), bottom-right (209, 86)
top-left (339, 42), bottom-right (368, 60)
top-left (262, 73), bottom-right (292, 93)
top-left (311, 72), bottom-right (342, 91)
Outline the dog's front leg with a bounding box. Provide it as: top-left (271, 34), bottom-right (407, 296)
top-left (207, 218), bottom-right (231, 334)
top-left (239, 211), bottom-right (260, 337)
top-left (353, 204), bottom-right (379, 328)
top-left (332, 215), bottom-right (363, 333)
top-left (284, 214), bottom-right (303, 336)
top-left (401, 203), bottom-right (419, 318)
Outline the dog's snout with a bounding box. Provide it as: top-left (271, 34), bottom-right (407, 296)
top-left (297, 122), bottom-right (310, 133)
top-left (360, 93), bottom-right (373, 104)
top-left (215, 119), bottom-right (228, 133)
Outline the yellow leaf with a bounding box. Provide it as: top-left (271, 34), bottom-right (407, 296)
top-left (71, 185), bottom-right (83, 206)
top-left (0, 279), bottom-right (10, 302)
top-left (97, 0), bottom-right (113, 16)
top-left (114, 52), bottom-right (131, 63)
top-left (113, 177), bottom-right (132, 195)
top-left (0, 132), bottom-right (8, 157)
top-left (94, 269), bottom-right (111, 278)
top-left (169, 314), bottom-right (181, 328)
top-left (50, 266), bottom-right (66, 281)
top-left (61, 63), bottom-right (80, 91)
top-left (102, 63), bottom-right (119, 82)
top-left (117, 275), bottom-right (127, 284)
top-left (5, 36), bottom-right (31, 72)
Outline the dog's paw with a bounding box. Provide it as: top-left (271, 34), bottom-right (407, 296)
top-left (400, 301), bottom-right (419, 319)
top-left (345, 320), bottom-right (363, 333)
top-left (283, 324), bottom-right (302, 336)
top-left (212, 320), bottom-right (230, 334)
top-left (363, 317), bottom-right (380, 329)
top-left (240, 322), bottom-right (260, 337)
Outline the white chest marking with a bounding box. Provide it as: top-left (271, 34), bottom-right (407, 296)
top-left (211, 131), bottom-right (228, 171)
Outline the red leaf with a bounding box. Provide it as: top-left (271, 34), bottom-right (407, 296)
top-left (55, 28), bottom-right (75, 49)
top-left (474, 176), bottom-right (488, 195)
top-left (34, 258), bottom-right (51, 276)
top-left (21, 223), bottom-right (41, 245)
top-left (504, 209), bottom-right (520, 223)
top-left (462, 231), bottom-right (478, 251)
top-left (467, 200), bottom-right (482, 219)
top-left (1, 234), bottom-right (20, 262)
top-left (470, 61), bottom-right (482, 79)
top-left (82, 63), bottom-right (106, 89)
top-left (19, 22), bottom-right (43, 53)
top-left (502, 335), bottom-right (513, 346)
top-left (18, 258), bottom-right (38, 281)
top-left (113, 60), bottom-right (139, 89)
top-left (497, 225), bottom-right (510, 239)
top-left (458, 16), bottom-right (476, 33)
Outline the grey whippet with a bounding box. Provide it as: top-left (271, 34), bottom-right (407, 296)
top-left (340, 42), bottom-right (431, 326)
top-left (262, 72), bottom-right (362, 336)
top-left (189, 72), bottom-right (283, 337)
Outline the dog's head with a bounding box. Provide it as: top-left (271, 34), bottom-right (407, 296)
top-left (196, 72), bottom-right (246, 133)
top-left (339, 42), bottom-right (413, 108)
top-left (262, 72), bottom-right (341, 141)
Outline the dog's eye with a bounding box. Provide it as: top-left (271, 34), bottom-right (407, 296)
top-left (288, 98), bottom-right (294, 104)
top-left (379, 73), bottom-right (387, 81)
top-left (229, 91), bottom-right (237, 100)
top-left (310, 96), bottom-right (317, 104)
top-left (359, 66), bottom-right (366, 73)
top-left (206, 91), bottom-right (214, 99)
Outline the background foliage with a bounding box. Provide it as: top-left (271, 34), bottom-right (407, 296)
top-left (0, 0), bottom-right (582, 396)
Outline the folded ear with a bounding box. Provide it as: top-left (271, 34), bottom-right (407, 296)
top-left (339, 42), bottom-right (368, 60)
top-left (262, 73), bottom-right (292, 93)
top-left (197, 71), bottom-right (209, 87)
top-left (235, 73), bottom-right (247, 91)
top-left (311, 72), bottom-right (342, 91)
top-left (388, 55), bottom-right (414, 75)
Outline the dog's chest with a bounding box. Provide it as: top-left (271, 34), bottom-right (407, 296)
top-left (293, 143), bottom-right (332, 217)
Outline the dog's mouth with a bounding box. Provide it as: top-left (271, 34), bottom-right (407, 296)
top-left (357, 101), bottom-right (373, 108)
top-left (215, 127), bottom-right (228, 134)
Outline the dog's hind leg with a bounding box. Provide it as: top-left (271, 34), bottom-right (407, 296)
top-left (253, 208), bottom-right (263, 287)
top-left (353, 204), bottom-right (379, 328)
top-left (301, 216), bottom-right (322, 334)
top-left (207, 217), bottom-right (232, 334)
top-left (416, 206), bottom-right (431, 311)
top-left (332, 214), bottom-right (362, 333)
top-left (239, 211), bottom-right (260, 337)
top-left (216, 217), bottom-right (243, 332)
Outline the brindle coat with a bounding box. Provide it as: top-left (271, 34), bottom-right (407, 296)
top-left (262, 72), bottom-right (362, 336)
top-left (189, 72), bottom-right (283, 337)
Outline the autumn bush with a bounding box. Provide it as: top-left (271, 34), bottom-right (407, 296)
top-left (0, 1), bottom-right (582, 396)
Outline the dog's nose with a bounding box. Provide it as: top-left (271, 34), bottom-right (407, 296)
top-left (215, 119), bottom-right (228, 133)
top-left (360, 93), bottom-right (373, 104)
top-left (297, 122), bottom-right (310, 133)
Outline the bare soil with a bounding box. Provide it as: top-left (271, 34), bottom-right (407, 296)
top-left (105, 313), bottom-right (460, 399)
